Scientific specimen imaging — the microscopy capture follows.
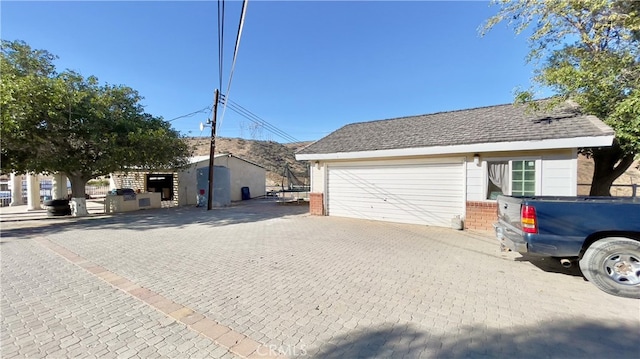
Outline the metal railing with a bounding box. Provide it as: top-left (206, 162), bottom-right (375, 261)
top-left (84, 185), bottom-right (111, 198)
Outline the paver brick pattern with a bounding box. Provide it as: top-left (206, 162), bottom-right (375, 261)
top-left (2, 200), bottom-right (639, 358)
top-left (1, 231), bottom-right (239, 358)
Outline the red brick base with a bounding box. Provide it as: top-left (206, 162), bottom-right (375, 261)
top-left (465, 201), bottom-right (497, 231)
top-left (309, 193), bottom-right (324, 216)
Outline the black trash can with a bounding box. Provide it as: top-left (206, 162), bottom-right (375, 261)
top-left (241, 187), bottom-right (250, 200)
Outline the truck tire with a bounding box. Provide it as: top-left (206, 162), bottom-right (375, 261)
top-left (579, 237), bottom-right (640, 299)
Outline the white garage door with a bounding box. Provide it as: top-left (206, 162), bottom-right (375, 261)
top-left (327, 160), bottom-right (464, 227)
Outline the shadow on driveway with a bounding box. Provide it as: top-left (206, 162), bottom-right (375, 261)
top-left (515, 253), bottom-right (584, 277)
top-left (310, 319), bottom-right (638, 358)
top-left (0, 198), bottom-right (309, 239)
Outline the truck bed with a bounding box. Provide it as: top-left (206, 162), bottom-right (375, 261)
top-left (495, 195), bottom-right (640, 257)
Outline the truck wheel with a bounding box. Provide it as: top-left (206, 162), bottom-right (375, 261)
top-left (579, 237), bottom-right (640, 299)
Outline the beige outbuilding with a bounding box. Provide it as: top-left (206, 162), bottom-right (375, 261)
top-left (110, 153), bottom-right (266, 208)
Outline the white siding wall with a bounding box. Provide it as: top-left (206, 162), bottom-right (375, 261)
top-left (464, 149), bottom-right (576, 201)
top-left (310, 163), bottom-right (325, 193)
top-left (465, 156), bottom-right (484, 201)
top-left (541, 150), bottom-right (577, 196)
top-left (308, 149), bottom-right (578, 215)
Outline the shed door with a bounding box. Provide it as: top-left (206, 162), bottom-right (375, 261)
top-left (327, 161), bottom-right (464, 227)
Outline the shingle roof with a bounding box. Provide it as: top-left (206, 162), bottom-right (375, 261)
top-left (297, 101), bottom-right (614, 155)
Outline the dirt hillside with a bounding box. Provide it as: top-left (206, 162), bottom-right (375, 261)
top-left (186, 137), bottom-right (312, 187)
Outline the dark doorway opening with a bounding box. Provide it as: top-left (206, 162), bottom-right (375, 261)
top-left (146, 174), bottom-right (174, 200)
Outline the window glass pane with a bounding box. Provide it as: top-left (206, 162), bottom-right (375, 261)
top-left (512, 171), bottom-right (523, 181)
top-left (524, 171), bottom-right (535, 181)
top-left (526, 161), bottom-right (535, 168)
top-left (524, 182), bottom-right (535, 193)
top-left (512, 161), bottom-right (523, 171)
top-left (512, 182), bottom-right (522, 192)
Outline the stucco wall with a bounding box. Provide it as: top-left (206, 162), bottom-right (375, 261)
top-left (176, 155), bottom-right (265, 205)
top-left (177, 164), bottom-right (201, 206)
top-left (227, 156), bottom-right (266, 201)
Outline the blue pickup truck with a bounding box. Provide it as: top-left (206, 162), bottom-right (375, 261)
top-left (494, 195), bottom-right (640, 299)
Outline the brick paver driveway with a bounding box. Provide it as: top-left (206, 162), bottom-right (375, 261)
top-left (2, 199), bottom-right (638, 358)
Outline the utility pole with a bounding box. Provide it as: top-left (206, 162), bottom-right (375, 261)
top-left (207, 89), bottom-right (220, 210)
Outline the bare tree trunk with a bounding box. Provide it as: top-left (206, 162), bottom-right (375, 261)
top-left (589, 144), bottom-right (635, 196)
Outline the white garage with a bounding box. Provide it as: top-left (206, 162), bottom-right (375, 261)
top-left (296, 100), bottom-right (615, 230)
top-left (326, 159), bottom-right (464, 226)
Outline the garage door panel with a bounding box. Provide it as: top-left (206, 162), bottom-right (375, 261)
top-left (329, 200), bottom-right (462, 211)
top-left (327, 162), bottom-right (464, 226)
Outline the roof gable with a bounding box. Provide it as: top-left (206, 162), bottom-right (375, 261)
top-left (297, 101), bottom-right (614, 156)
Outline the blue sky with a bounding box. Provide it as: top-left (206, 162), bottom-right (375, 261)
top-left (2, 1), bottom-right (544, 142)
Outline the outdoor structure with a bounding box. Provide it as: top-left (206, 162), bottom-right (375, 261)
top-left (0, 173), bottom-right (71, 211)
top-left (110, 153), bottom-right (266, 207)
top-left (296, 101), bottom-right (615, 231)
top-left (178, 154), bottom-right (266, 206)
top-left (104, 191), bottom-right (162, 214)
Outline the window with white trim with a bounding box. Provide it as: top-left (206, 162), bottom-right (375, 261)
top-left (486, 160), bottom-right (537, 199)
top-left (511, 160), bottom-right (536, 196)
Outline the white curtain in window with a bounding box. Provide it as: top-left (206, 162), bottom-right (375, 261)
top-left (488, 162), bottom-right (509, 194)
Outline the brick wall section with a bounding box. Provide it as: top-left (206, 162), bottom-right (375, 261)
top-left (465, 201), bottom-right (498, 231)
top-left (309, 193), bottom-right (325, 216)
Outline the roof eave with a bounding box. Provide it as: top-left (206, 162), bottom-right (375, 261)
top-left (295, 135), bottom-right (615, 161)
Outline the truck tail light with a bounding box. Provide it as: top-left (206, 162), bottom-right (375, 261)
top-left (521, 204), bottom-right (538, 234)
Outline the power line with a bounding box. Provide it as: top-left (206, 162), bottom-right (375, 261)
top-left (221, 97), bottom-right (302, 143)
top-left (167, 106), bottom-right (211, 122)
top-left (217, 0), bottom-right (248, 133)
top-left (227, 101), bottom-right (301, 143)
top-left (217, 0), bottom-right (225, 92)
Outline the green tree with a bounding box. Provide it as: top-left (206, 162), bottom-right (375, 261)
top-left (1, 40), bottom-right (192, 213)
top-left (483, 0), bottom-right (640, 196)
